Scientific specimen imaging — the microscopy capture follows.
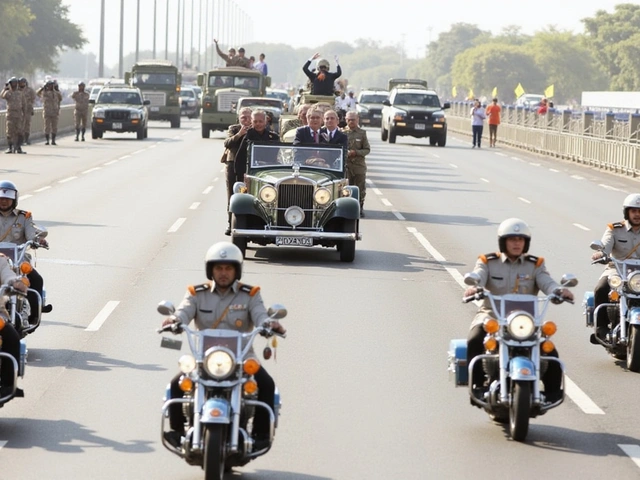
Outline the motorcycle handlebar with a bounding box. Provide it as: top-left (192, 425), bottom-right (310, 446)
top-left (156, 322), bottom-right (183, 334)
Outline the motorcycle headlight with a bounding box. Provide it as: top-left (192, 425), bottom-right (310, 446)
top-left (178, 354), bottom-right (196, 373)
top-left (314, 187), bottom-right (331, 205)
top-left (203, 348), bottom-right (236, 379)
top-left (608, 274), bottom-right (622, 289)
top-left (629, 272), bottom-right (640, 293)
top-left (259, 185), bottom-right (277, 203)
top-left (507, 313), bottom-right (536, 340)
top-left (284, 206), bottom-right (304, 226)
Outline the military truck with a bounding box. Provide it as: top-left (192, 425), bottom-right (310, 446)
top-left (125, 60), bottom-right (182, 128)
top-left (197, 66), bottom-right (270, 138)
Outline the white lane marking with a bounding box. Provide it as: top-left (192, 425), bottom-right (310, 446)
top-left (168, 218), bottom-right (186, 233)
top-left (220, 167), bottom-right (226, 173)
top-left (213, 177), bottom-right (219, 182)
top-left (571, 175), bottom-right (584, 180)
top-left (407, 227), bottom-right (466, 288)
top-left (21, 194), bottom-right (33, 200)
top-left (618, 445), bottom-right (640, 470)
top-left (430, 153), bottom-right (440, 159)
top-left (480, 178), bottom-right (489, 183)
top-left (189, 202), bottom-right (200, 210)
top-left (147, 144), bottom-right (157, 149)
top-left (449, 163), bottom-right (458, 169)
top-left (564, 376), bottom-right (605, 415)
top-left (366, 179), bottom-right (375, 185)
top-left (549, 168), bottom-right (559, 173)
top-left (203, 186), bottom-right (213, 194)
top-left (530, 162), bottom-right (541, 166)
top-left (118, 155), bottom-right (131, 160)
top-left (38, 258), bottom-right (94, 265)
top-left (600, 184), bottom-right (622, 192)
top-left (82, 167), bottom-right (101, 174)
top-left (511, 156), bottom-right (523, 162)
top-left (381, 199), bottom-right (392, 207)
top-left (131, 149), bottom-right (146, 155)
top-left (573, 223), bottom-right (591, 231)
top-left (518, 197), bottom-right (531, 204)
top-left (372, 188), bottom-right (382, 196)
top-left (34, 186), bottom-right (51, 193)
top-left (59, 176), bottom-right (77, 184)
top-left (392, 210), bottom-right (405, 221)
top-left (495, 152), bottom-right (507, 157)
top-left (0, 440), bottom-right (6, 449)
top-left (85, 301), bottom-right (120, 332)
top-left (104, 160), bottom-right (118, 165)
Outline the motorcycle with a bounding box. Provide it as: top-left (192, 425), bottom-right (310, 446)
top-left (0, 238), bottom-right (48, 337)
top-left (448, 271), bottom-right (577, 441)
top-left (0, 282), bottom-right (28, 407)
top-left (157, 301), bottom-right (287, 480)
top-left (584, 240), bottom-right (640, 370)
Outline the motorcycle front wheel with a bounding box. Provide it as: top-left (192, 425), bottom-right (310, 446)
top-left (627, 325), bottom-right (640, 372)
top-left (509, 381), bottom-right (531, 442)
top-left (203, 424), bottom-right (227, 480)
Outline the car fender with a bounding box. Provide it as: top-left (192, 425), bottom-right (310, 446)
top-left (229, 193), bottom-right (259, 215)
top-left (331, 196), bottom-right (360, 221)
top-left (629, 307), bottom-right (640, 326)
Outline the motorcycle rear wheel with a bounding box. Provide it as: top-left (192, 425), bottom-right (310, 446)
top-left (509, 381), bottom-right (531, 442)
top-left (203, 424), bottom-right (227, 480)
top-left (627, 325), bottom-right (640, 372)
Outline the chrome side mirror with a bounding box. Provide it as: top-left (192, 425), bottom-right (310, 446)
top-left (157, 301), bottom-right (176, 316)
top-left (267, 304), bottom-right (287, 320)
top-left (560, 274), bottom-right (578, 288)
top-left (590, 240), bottom-right (604, 251)
top-left (464, 272), bottom-right (481, 286)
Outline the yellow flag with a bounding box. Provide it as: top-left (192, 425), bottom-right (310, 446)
top-left (452, 85), bottom-right (457, 97)
top-left (514, 83), bottom-right (525, 99)
top-left (468, 88), bottom-right (474, 100)
top-left (491, 86), bottom-right (497, 98)
top-left (544, 84), bottom-right (554, 98)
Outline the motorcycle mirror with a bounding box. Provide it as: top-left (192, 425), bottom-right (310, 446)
top-left (157, 300), bottom-right (176, 316)
top-left (267, 304), bottom-right (287, 320)
top-left (463, 272), bottom-right (481, 286)
top-left (590, 240), bottom-right (604, 251)
top-left (35, 231), bottom-right (48, 239)
top-left (560, 274), bottom-right (578, 288)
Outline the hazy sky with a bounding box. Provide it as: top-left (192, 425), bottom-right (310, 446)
top-left (61, 0), bottom-right (625, 66)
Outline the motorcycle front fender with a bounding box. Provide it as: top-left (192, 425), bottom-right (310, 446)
top-left (200, 397), bottom-right (231, 424)
top-left (509, 356), bottom-right (537, 381)
top-left (629, 307), bottom-right (640, 326)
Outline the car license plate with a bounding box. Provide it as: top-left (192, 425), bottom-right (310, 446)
top-left (112, 122), bottom-right (122, 129)
top-left (373, 114), bottom-right (381, 118)
top-left (415, 123), bottom-right (426, 130)
top-left (150, 106), bottom-right (159, 112)
top-left (275, 236), bottom-right (312, 247)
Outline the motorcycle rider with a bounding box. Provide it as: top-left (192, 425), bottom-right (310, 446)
top-left (591, 193), bottom-right (640, 340)
top-left (463, 218), bottom-right (574, 403)
top-left (0, 181), bottom-right (52, 326)
top-left (161, 242), bottom-right (286, 450)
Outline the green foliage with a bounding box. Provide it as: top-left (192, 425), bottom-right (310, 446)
top-left (0, 0), bottom-right (33, 73)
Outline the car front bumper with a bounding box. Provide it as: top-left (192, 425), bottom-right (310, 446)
top-left (232, 228), bottom-right (361, 241)
top-left (392, 121), bottom-right (446, 137)
top-left (92, 120), bottom-right (143, 132)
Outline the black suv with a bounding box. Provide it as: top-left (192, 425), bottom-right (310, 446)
top-left (380, 86), bottom-right (450, 146)
top-left (356, 89), bottom-right (388, 127)
top-left (90, 85), bottom-right (150, 140)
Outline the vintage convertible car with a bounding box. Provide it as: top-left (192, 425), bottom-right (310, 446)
top-left (230, 142), bottom-right (361, 262)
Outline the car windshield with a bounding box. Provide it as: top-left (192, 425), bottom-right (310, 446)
top-left (267, 91), bottom-right (289, 101)
top-left (132, 72), bottom-right (176, 85)
top-left (394, 93), bottom-right (440, 107)
top-left (180, 89), bottom-right (195, 98)
top-left (360, 94), bottom-right (388, 104)
top-left (97, 91), bottom-right (143, 105)
top-left (249, 144), bottom-right (344, 172)
top-left (241, 98), bottom-right (282, 109)
top-left (209, 75), bottom-right (259, 89)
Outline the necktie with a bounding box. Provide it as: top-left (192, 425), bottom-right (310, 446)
top-left (313, 130), bottom-right (318, 143)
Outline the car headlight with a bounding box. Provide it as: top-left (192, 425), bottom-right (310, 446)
top-left (284, 206), bottom-right (305, 226)
top-left (259, 185), bottom-right (277, 203)
top-left (203, 348), bottom-right (236, 379)
top-left (433, 115), bottom-right (446, 123)
top-left (130, 112), bottom-right (141, 119)
top-left (393, 111), bottom-right (406, 121)
top-left (357, 105), bottom-right (369, 113)
top-left (507, 313), bottom-right (536, 340)
top-left (178, 354), bottom-right (196, 373)
top-left (629, 272), bottom-right (640, 293)
top-left (609, 274), bottom-right (622, 289)
top-left (93, 109), bottom-right (105, 119)
top-left (314, 187), bottom-right (332, 205)
top-left (341, 188), bottom-right (352, 197)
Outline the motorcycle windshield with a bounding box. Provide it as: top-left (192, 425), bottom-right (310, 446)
top-left (0, 243), bottom-right (18, 263)
top-left (201, 329), bottom-right (242, 358)
top-left (496, 294), bottom-right (538, 318)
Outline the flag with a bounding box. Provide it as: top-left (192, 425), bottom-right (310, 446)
top-left (544, 84), bottom-right (554, 98)
top-left (468, 88), bottom-right (474, 100)
top-left (514, 83), bottom-right (525, 99)
top-left (491, 86), bottom-right (497, 98)
top-left (452, 85), bottom-right (457, 97)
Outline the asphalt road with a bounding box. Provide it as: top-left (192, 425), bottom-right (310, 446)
top-left (1, 120), bottom-right (640, 479)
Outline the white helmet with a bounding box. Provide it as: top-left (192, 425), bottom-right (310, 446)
top-left (623, 194), bottom-right (640, 220)
top-left (317, 58), bottom-right (330, 69)
top-left (497, 218), bottom-right (531, 253)
top-left (0, 180), bottom-right (18, 211)
top-left (205, 242), bottom-right (243, 281)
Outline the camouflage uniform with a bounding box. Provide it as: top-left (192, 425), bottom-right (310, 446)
top-left (21, 85), bottom-right (36, 144)
top-left (71, 89), bottom-right (90, 141)
top-left (1, 85), bottom-right (25, 153)
top-left (215, 44), bottom-right (252, 68)
top-left (343, 125), bottom-right (371, 209)
top-left (37, 86), bottom-right (62, 145)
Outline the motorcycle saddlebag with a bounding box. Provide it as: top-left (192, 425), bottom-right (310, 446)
top-left (448, 339), bottom-right (468, 387)
top-left (583, 291), bottom-right (595, 327)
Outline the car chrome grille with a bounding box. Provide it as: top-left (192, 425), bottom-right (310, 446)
top-left (218, 92), bottom-right (244, 112)
top-left (276, 183), bottom-right (314, 228)
top-left (410, 111), bottom-right (432, 121)
top-left (142, 91), bottom-right (166, 106)
top-left (106, 110), bottom-right (130, 120)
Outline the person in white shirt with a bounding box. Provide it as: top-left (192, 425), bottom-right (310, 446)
top-left (470, 99), bottom-right (486, 148)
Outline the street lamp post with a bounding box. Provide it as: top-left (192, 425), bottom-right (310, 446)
top-left (175, 0), bottom-right (180, 67)
top-left (153, 0), bottom-right (157, 59)
top-left (99, 0), bottom-right (105, 77)
top-left (165, 0), bottom-right (170, 60)
top-left (135, 0), bottom-right (140, 62)
top-left (119, 0), bottom-right (124, 78)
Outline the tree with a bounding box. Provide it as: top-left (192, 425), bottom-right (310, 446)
top-left (0, 0), bottom-right (33, 73)
top-left (611, 33), bottom-right (640, 90)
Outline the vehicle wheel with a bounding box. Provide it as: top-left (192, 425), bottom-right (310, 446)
top-left (339, 219), bottom-right (356, 263)
top-left (429, 136), bottom-right (437, 146)
top-left (627, 325), bottom-right (640, 372)
top-left (136, 127), bottom-right (145, 140)
top-left (97, 130), bottom-right (103, 139)
top-left (203, 424), bottom-right (226, 480)
top-left (437, 133), bottom-right (447, 147)
top-left (91, 129), bottom-right (99, 140)
top-left (170, 116), bottom-right (181, 129)
top-left (231, 214), bottom-right (248, 257)
top-left (202, 123), bottom-right (211, 139)
top-left (381, 125), bottom-right (388, 141)
top-left (509, 381), bottom-right (531, 442)
top-left (144, 127), bottom-right (148, 139)
top-left (388, 128), bottom-right (397, 144)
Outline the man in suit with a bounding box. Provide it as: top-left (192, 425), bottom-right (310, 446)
top-left (321, 110), bottom-right (348, 147)
top-left (293, 106), bottom-right (324, 145)
top-left (234, 110), bottom-right (279, 179)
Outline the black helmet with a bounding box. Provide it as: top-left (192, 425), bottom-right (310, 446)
top-left (0, 180), bottom-right (18, 211)
top-left (78, 81), bottom-right (85, 87)
top-left (18, 77), bottom-right (27, 84)
top-left (204, 242), bottom-right (243, 281)
top-left (7, 77), bottom-right (17, 85)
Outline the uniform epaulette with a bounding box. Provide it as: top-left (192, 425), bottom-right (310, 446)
top-left (239, 283), bottom-right (260, 296)
top-left (479, 252), bottom-right (500, 264)
top-left (16, 209), bottom-right (31, 218)
top-left (525, 255), bottom-right (544, 267)
top-left (608, 221), bottom-right (625, 229)
top-left (187, 282), bottom-right (211, 296)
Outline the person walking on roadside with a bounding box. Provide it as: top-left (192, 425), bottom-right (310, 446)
top-left (485, 97), bottom-right (501, 147)
top-left (470, 99), bottom-right (486, 149)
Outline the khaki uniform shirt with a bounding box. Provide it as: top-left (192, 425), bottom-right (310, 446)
top-left (22, 86), bottom-right (36, 115)
top-left (37, 89), bottom-right (62, 117)
top-left (174, 280), bottom-right (269, 354)
top-left (0, 209), bottom-right (46, 246)
top-left (1, 88), bottom-right (25, 119)
top-left (343, 126), bottom-right (371, 167)
top-left (470, 252), bottom-right (560, 326)
top-left (599, 220), bottom-right (640, 276)
top-left (0, 256), bottom-right (17, 320)
top-left (71, 90), bottom-right (90, 112)
top-left (223, 124), bottom-right (245, 165)
top-left (215, 45), bottom-right (252, 68)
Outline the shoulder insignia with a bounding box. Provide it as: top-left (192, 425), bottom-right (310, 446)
top-left (479, 252), bottom-right (500, 264)
top-left (239, 283), bottom-right (260, 296)
top-left (608, 222), bottom-right (625, 229)
top-left (187, 282), bottom-right (211, 295)
top-left (16, 209), bottom-right (31, 218)
top-left (525, 255), bottom-right (544, 267)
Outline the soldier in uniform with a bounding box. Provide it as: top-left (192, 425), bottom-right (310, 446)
top-left (280, 103), bottom-right (310, 141)
top-left (1, 77), bottom-right (26, 154)
top-left (18, 78), bottom-right (35, 145)
top-left (342, 111), bottom-right (371, 217)
top-left (463, 218), bottom-right (574, 403)
top-left (591, 193), bottom-right (640, 340)
top-left (36, 80), bottom-right (62, 145)
top-left (161, 242), bottom-right (286, 449)
top-left (213, 39), bottom-right (251, 68)
top-left (71, 81), bottom-right (90, 142)
top-left (0, 181), bottom-right (53, 325)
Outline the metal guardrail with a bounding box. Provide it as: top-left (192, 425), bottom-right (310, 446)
top-left (447, 102), bottom-right (640, 177)
top-left (0, 105), bottom-right (79, 146)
